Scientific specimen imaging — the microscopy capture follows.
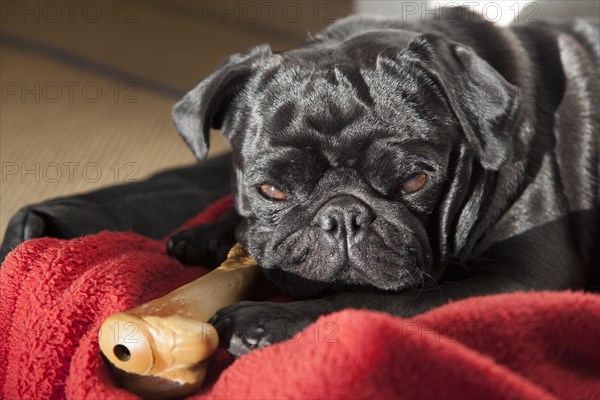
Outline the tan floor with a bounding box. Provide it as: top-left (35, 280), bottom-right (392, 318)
top-left (0, 1), bottom-right (353, 243)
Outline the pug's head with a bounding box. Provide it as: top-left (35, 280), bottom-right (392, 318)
top-left (172, 29), bottom-right (520, 297)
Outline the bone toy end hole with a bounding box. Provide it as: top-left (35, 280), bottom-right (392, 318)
top-left (113, 344), bottom-right (131, 362)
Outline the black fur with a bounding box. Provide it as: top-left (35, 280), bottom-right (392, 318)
top-left (169, 10), bottom-right (599, 357)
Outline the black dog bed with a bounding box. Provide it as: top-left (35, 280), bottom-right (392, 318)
top-left (1, 154), bottom-right (232, 263)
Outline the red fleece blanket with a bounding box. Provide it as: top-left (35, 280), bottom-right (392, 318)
top-left (1, 196), bottom-right (599, 399)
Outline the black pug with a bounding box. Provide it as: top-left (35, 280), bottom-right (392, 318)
top-left (168, 9), bottom-right (599, 357)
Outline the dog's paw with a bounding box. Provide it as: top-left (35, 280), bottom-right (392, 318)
top-left (208, 301), bottom-right (315, 357)
top-left (167, 223), bottom-right (236, 268)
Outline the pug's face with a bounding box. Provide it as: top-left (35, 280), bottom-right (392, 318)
top-left (173, 31), bottom-right (520, 297)
top-left (229, 62), bottom-right (458, 297)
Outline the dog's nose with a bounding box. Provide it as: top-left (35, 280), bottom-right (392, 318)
top-left (315, 196), bottom-right (374, 241)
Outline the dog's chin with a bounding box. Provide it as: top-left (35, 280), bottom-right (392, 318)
top-left (261, 268), bottom-right (332, 298)
top-left (261, 262), bottom-right (419, 299)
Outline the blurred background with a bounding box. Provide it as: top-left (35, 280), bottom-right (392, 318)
top-left (1, 0), bottom-right (598, 242)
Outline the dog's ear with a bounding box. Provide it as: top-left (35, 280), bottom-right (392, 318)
top-left (407, 35), bottom-right (521, 170)
top-left (172, 45), bottom-right (272, 160)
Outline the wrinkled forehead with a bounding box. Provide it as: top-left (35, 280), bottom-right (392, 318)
top-left (229, 46), bottom-right (455, 164)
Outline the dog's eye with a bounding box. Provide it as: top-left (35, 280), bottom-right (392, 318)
top-left (259, 184), bottom-right (288, 201)
top-left (400, 172), bottom-right (427, 195)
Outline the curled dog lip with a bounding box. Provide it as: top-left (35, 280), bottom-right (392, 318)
top-left (262, 222), bottom-right (427, 292)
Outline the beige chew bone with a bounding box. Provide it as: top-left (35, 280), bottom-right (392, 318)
top-left (98, 243), bottom-right (261, 399)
